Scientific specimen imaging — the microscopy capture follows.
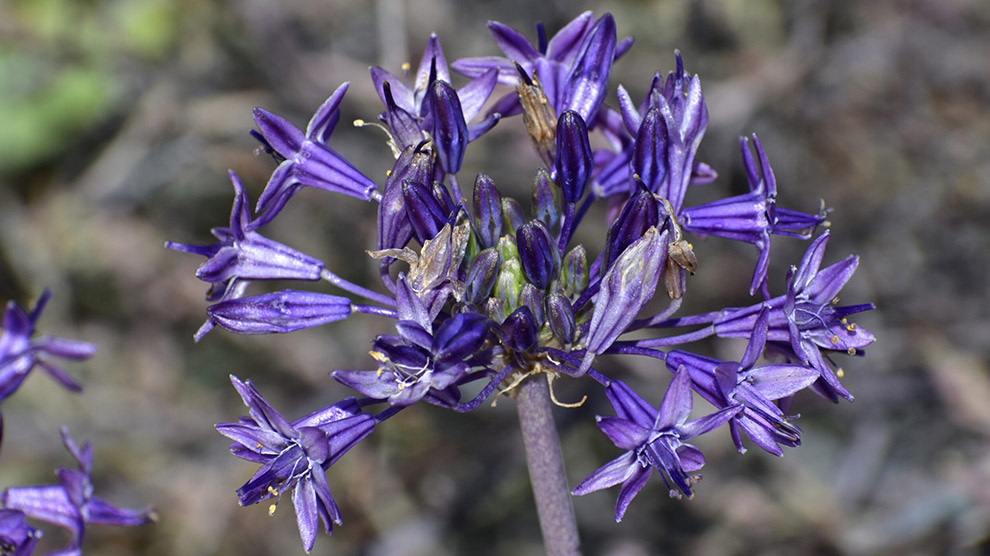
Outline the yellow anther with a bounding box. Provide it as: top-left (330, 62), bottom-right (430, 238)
top-left (837, 368), bottom-right (845, 378)
top-left (847, 348), bottom-right (857, 355)
top-left (255, 442), bottom-right (263, 449)
top-left (840, 318), bottom-right (848, 325)
top-left (846, 323), bottom-right (857, 331)
top-left (267, 486), bottom-right (279, 496)
top-left (401, 62), bottom-right (411, 71)
top-left (353, 119), bottom-right (366, 127)
top-left (830, 335), bottom-right (840, 344)
top-left (268, 504), bottom-right (277, 516)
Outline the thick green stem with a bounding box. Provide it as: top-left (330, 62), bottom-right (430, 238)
top-left (516, 374), bottom-right (581, 556)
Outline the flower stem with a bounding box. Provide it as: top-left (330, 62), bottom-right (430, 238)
top-left (516, 374), bottom-right (581, 556)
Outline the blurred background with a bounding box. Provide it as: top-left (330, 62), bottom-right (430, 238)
top-left (1, 0), bottom-right (988, 554)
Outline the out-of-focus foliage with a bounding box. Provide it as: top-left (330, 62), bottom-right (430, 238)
top-left (0, 0), bottom-right (177, 174)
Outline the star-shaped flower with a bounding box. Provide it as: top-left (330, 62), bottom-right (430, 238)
top-left (1, 428), bottom-right (155, 554)
top-left (216, 375), bottom-right (374, 553)
top-left (252, 83), bottom-right (378, 220)
top-left (714, 231), bottom-right (875, 401)
top-left (370, 35), bottom-right (500, 161)
top-left (572, 371), bottom-right (739, 521)
top-left (668, 307), bottom-right (819, 455)
top-left (0, 291), bottom-right (95, 405)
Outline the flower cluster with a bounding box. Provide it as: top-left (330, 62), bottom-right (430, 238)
top-left (171, 12), bottom-right (875, 551)
top-left (0, 292), bottom-right (154, 555)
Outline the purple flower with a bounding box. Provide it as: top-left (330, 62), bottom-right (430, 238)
top-left (378, 144), bottom-right (435, 252)
top-left (472, 174), bottom-right (503, 249)
top-left (572, 371), bottom-right (739, 520)
top-left (172, 13), bottom-right (879, 539)
top-left (454, 12), bottom-right (630, 124)
top-left (333, 312), bottom-right (492, 408)
top-left (667, 307), bottom-right (819, 455)
top-left (680, 135), bottom-right (827, 296)
top-left (713, 231), bottom-right (875, 401)
top-left (402, 179), bottom-right (452, 245)
top-left (580, 227), bottom-right (670, 374)
top-left (166, 171), bottom-right (325, 294)
top-left (204, 290), bottom-right (353, 335)
top-left (0, 510), bottom-right (41, 556)
top-left (554, 111), bottom-right (594, 204)
top-left (428, 80), bottom-right (469, 175)
top-left (603, 189), bottom-right (670, 267)
top-left (516, 220), bottom-right (559, 290)
top-left (252, 83), bottom-right (378, 219)
top-left (370, 35), bottom-right (500, 154)
top-left (0, 291), bottom-right (95, 404)
top-left (1, 428), bottom-right (155, 553)
top-left (595, 52), bottom-right (709, 208)
top-left (216, 376), bottom-right (374, 553)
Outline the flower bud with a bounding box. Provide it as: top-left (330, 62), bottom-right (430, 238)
top-left (580, 227), bottom-right (669, 373)
top-left (428, 80), bottom-right (468, 174)
top-left (473, 173), bottom-right (502, 248)
top-left (494, 236), bottom-right (525, 312)
top-left (531, 168), bottom-right (560, 229)
top-left (545, 292), bottom-right (576, 345)
top-left (378, 144), bottom-right (433, 250)
top-left (561, 245), bottom-right (589, 297)
top-left (402, 180), bottom-right (448, 244)
top-left (499, 306), bottom-right (538, 353)
top-left (631, 107), bottom-right (668, 193)
top-left (432, 313), bottom-right (490, 362)
top-left (207, 290), bottom-right (352, 335)
top-left (516, 220), bottom-right (559, 290)
top-left (554, 110), bottom-right (593, 204)
top-left (501, 197), bottom-right (526, 233)
top-left (464, 248), bottom-right (501, 305)
top-left (604, 190), bottom-right (668, 267)
top-left (517, 283), bottom-right (545, 325)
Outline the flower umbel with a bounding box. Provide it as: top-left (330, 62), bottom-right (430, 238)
top-left (171, 12), bottom-right (876, 552)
